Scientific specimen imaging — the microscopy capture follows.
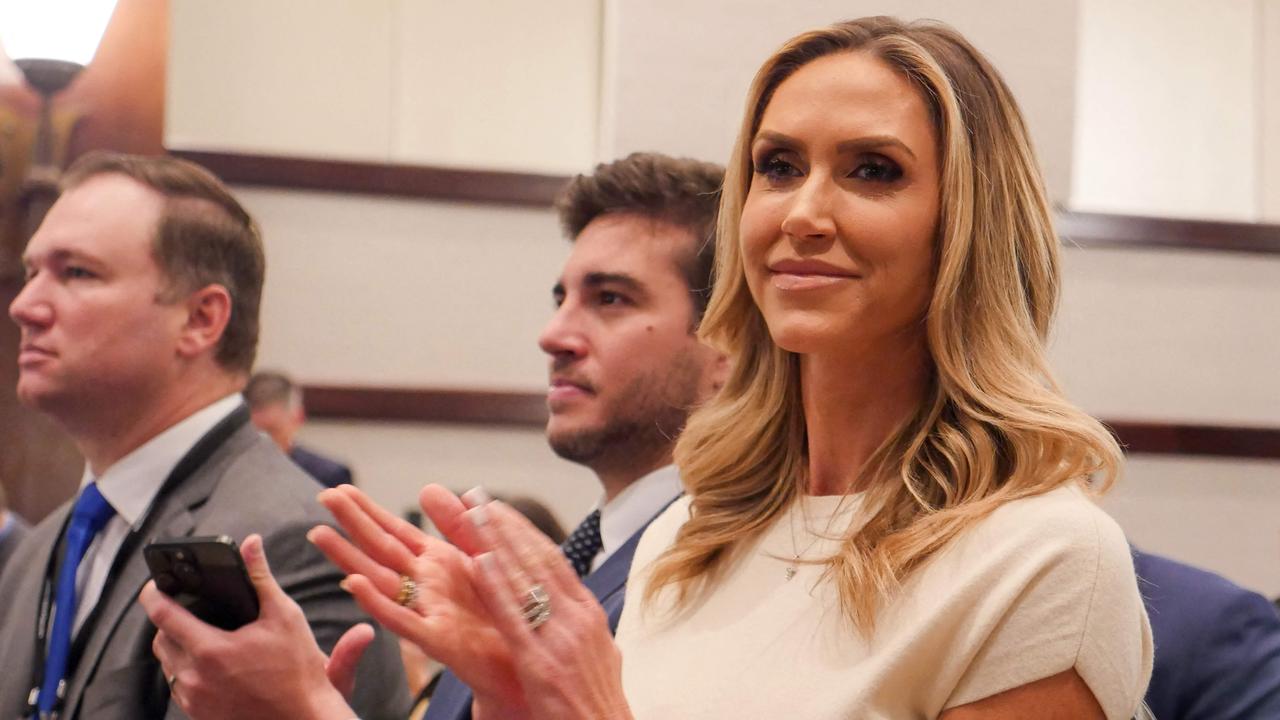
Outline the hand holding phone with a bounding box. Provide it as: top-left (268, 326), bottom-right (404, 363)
top-left (143, 535), bottom-right (260, 631)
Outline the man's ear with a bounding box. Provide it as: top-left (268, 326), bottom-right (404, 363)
top-left (696, 345), bottom-right (731, 400)
top-left (707, 350), bottom-right (731, 393)
top-left (176, 284), bottom-right (232, 360)
top-left (290, 400), bottom-right (307, 428)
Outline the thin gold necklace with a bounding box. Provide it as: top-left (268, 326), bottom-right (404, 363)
top-left (785, 492), bottom-right (853, 581)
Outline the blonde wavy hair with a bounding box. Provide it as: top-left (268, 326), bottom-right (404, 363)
top-left (645, 17), bottom-right (1123, 633)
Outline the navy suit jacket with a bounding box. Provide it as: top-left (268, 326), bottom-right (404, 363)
top-left (424, 514), bottom-right (652, 720)
top-left (1135, 548), bottom-right (1280, 719)
top-left (289, 444), bottom-right (353, 489)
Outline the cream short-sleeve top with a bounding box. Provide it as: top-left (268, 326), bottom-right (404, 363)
top-left (616, 484), bottom-right (1153, 719)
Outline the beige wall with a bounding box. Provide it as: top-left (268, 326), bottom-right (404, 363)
top-left (601, 0), bottom-right (1080, 204)
top-left (167, 3), bottom-right (1280, 597)
top-left (169, 0), bottom-right (600, 173)
top-left (1104, 455), bottom-right (1280, 597)
top-left (1264, 0), bottom-right (1280, 221)
top-left (1053, 246), bottom-right (1280, 427)
top-left (390, 2), bottom-right (600, 172)
top-left (298, 420), bottom-right (597, 539)
top-left (167, 1), bottom-right (395, 160)
top-left (240, 187), bottom-right (566, 388)
top-left (1072, 0), bottom-right (1260, 220)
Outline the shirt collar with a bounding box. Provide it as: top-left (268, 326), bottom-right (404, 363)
top-left (82, 393), bottom-right (244, 529)
top-left (598, 464), bottom-right (682, 560)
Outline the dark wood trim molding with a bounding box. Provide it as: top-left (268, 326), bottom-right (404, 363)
top-left (1058, 211), bottom-right (1280, 255)
top-left (168, 149), bottom-right (569, 207)
top-left (304, 386), bottom-right (549, 427)
top-left (167, 149), bottom-right (1280, 254)
top-left (1103, 420), bottom-right (1280, 460)
top-left (304, 385), bottom-right (1280, 460)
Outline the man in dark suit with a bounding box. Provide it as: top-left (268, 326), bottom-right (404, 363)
top-left (0, 152), bottom-right (410, 719)
top-left (1134, 547), bottom-right (1280, 719)
top-left (244, 370), bottom-right (354, 488)
top-left (0, 482), bottom-right (30, 580)
top-left (423, 152), bottom-right (727, 719)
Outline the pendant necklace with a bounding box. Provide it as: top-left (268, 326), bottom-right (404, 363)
top-left (785, 493), bottom-right (852, 581)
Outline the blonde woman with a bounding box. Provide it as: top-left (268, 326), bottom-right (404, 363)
top-left (415, 16), bottom-right (1153, 719)
top-left (141, 16), bottom-right (1153, 720)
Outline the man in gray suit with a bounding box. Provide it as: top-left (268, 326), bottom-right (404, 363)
top-left (0, 152), bottom-right (410, 720)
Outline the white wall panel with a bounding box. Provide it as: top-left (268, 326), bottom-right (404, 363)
top-left (390, 0), bottom-right (600, 173)
top-left (1053, 246), bottom-right (1280, 426)
top-left (168, 0), bottom-right (395, 159)
top-left (169, 0), bottom-right (600, 172)
top-left (299, 420), bottom-right (598, 539)
top-left (601, 0), bottom-right (1079, 203)
top-left (1263, 0), bottom-right (1280, 222)
top-left (239, 187), bottom-right (569, 388)
top-left (1102, 455), bottom-right (1280, 597)
top-left (1072, 0), bottom-right (1258, 220)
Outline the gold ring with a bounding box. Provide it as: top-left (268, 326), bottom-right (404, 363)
top-left (395, 574), bottom-right (419, 608)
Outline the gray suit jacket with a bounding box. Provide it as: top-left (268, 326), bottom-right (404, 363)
top-left (0, 511), bottom-right (30, 580)
top-left (0, 407), bottom-right (411, 720)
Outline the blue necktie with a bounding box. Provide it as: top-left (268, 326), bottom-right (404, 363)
top-left (38, 482), bottom-right (116, 715)
top-left (561, 509), bottom-right (602, 578)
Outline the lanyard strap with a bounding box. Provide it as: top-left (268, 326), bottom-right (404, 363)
top-left (25, 405), bottom-right (250, 719)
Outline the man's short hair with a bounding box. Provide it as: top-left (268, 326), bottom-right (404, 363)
top-left (61, 151), bottom-right (265, 373)
top-left (243, 371), bottom-right (299, 410)
top-left (554, 152), bottom-right (723, 323)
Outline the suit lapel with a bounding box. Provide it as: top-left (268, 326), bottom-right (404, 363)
top-left (583, 493), bottom-right (680, 625)
top-left (61, 421), bottom-right (251, 719)
top-left (583, 527), bottom-right (643, 606)
top-left (0, 506), bottom-right (70, 717)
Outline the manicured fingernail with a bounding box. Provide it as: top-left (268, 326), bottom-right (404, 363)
top-left (461, 487), bottom-right (491, 508)
top-left (476, 552), bottom-right (496, 574)
top-left (339, 578), bottom-right (352, 593)
top-left (467, 504), bottom-right (489, 527)
top-left (305, 528), bottom-right (319, 544)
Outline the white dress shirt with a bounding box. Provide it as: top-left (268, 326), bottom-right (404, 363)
top-left (71, 393), bottom-right (243, 633)
top-left (590, 464), bottom-right (682, 574)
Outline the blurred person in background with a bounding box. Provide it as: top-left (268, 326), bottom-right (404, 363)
top-left (1132, 547), bottom-right (1280, 719)
top-left (502, 495), bottom-right (567, 545)
top-left (244, 370), bottom-right (354, 488)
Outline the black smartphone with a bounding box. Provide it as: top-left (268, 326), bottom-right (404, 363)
top-left (143, 535), bottom-right (260, 631)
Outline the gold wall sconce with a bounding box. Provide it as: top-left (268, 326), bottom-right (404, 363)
top-left (0, 0), bottom-right (119, 279)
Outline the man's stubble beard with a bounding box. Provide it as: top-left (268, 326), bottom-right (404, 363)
top-left (547, 351), bottom-right (704, 476)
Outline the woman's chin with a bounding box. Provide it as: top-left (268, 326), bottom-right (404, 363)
top-left (765, 320), bottom-right (849, 356)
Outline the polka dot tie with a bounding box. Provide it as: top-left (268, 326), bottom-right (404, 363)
top-left (561, 509), bottom-right (602, 578)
